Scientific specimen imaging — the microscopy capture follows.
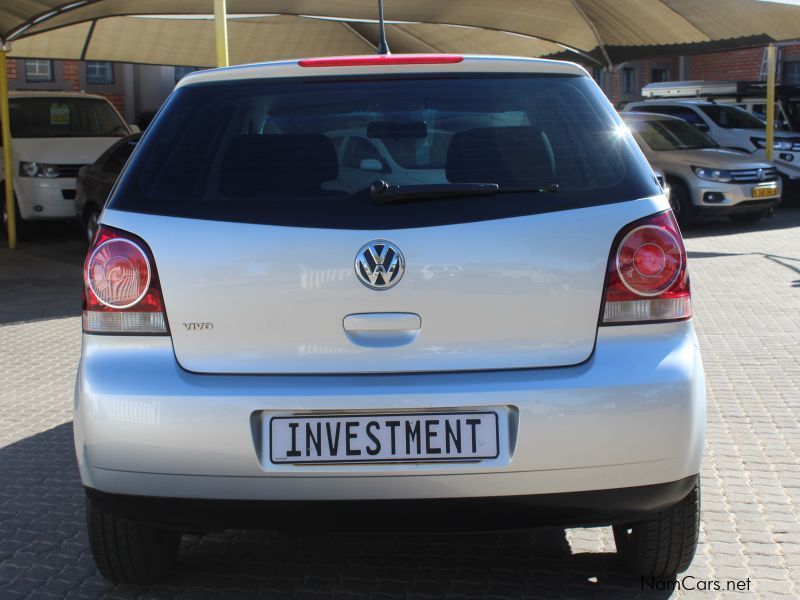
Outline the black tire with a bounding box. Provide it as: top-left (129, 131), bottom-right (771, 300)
top-left (83, 204), bottom-right (101, 244)
top-left (730, 210), bottom-right (768, 225)
top-left (779, 174), bottom-right (798, 206)
top-left (666, 178), bottom-right (694, 228)
top-left (86, 495), bottom-right (181, 585)
top-left (613, 483), bottom-right (700, 577)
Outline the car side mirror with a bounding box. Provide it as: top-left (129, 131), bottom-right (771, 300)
top-left (360, 158), bottom-right (384, 172)
top-left (693, 122), bottom-right (709, 132)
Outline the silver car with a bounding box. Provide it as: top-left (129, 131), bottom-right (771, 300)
top-left (622, 112), bottom-right (781, 226)
top-left (75, 55), bottom-right (706, 584)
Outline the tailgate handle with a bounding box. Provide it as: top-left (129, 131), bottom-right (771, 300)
top-left (343, 312), bottom-right (421, 332)
top-left (343, 313), bottom-right (421, 347)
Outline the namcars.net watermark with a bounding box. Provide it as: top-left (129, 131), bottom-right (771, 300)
top-left (643, 576), bottom-right (752, 592)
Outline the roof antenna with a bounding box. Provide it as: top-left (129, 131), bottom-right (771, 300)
top-left (376, 0), bottom-right (390, 55)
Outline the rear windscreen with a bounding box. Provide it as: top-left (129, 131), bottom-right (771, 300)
top-left (110, 74), bottom-right (659, 229)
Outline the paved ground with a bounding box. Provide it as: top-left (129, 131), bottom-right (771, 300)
top-left (1, 209), bottom-right (799, 599)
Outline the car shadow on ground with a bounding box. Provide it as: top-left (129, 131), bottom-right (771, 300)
top-left (0, 224), bottom-right (85, 325)
top-left (682, 204), bottom-right (800, 239)
top-left (0, 423), bottom-right (675, 599)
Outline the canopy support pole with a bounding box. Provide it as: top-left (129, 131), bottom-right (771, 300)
top-left (766, 44), bottom-right (776, 163)
top-left (0, 45), bottom-right (15, 249)
top-left (214, 0), bottom-right (229, 68)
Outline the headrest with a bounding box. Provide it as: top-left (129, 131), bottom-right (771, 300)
top-left (446, 126), bottom-right (555, 187)
top-left (220, 134), bottom-right (338, 196)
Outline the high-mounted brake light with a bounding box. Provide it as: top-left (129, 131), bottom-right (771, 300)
top-left (602, 211), bottom-right (691, 324)
top-left (298, 54), bottom-right (464, 68)
top-left (83, 226), bottom-right (168, 334)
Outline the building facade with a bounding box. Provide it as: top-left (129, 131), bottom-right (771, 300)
top-left (5, 43), bottom-right (800, 119)
top-left (4, 59), bottom-right (194, 125)
top-left (592, 43), bottom-right (800, 107)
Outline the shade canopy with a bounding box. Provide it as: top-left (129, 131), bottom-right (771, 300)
top-left (6, 15), bottom-right (567, 67)
top-left (3, 1), bottom-right (800, 66)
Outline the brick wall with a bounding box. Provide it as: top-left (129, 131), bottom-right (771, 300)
top-left (62, 60), bottom-right (80, 91)
top-left (4, 59), bottom-right (126, 116)
top-left (783, 45), bottom-right (800, 61)
top-left (105, 94), bottom-right (125, 114)
top-left (609, 57), bottom-right (681, 105)
top-left (582, 44), bottom-right (800, 105)
top-left (690, 47), bottom-right (764, 81)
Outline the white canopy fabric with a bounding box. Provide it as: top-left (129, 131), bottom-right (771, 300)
top-left (6, 15), bottom-right (567, 67)
top-left (2, 1), bottom-right (800, 66)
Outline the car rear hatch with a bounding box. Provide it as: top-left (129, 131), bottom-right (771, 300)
top-left (103, 58), bottom-right (661, 374)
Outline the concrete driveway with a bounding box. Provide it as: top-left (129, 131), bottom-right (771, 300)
top-left (1, 210), bottom-right (799, 599)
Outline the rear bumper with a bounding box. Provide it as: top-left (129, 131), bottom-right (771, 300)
top-left (85, 475), bottom-right (698, 532)
top-left (74, 321), bottom-right (705, 504)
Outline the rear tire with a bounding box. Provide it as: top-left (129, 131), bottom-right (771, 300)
top-left (86, 495), bottom-right (181, 585)
top-left (83, 204), bottom-right (101, 244)
top-left (613, 483), bottom-right (700, 577)
top-left (666, 178), bottom-right (694, 228)
top-left (730, 210), bottom-right (768, 225)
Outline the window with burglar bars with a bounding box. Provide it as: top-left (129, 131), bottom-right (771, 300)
top-left (25, 60), bottom-right (53, 82)
top-left (622, 67), bottom-right (637, 95)
top-left (86, 61), bottom-right (114, 85)
top-left (785, 62), bottom-right (800, 85)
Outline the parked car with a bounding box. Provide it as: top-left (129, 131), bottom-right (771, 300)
top-left (652, 166), bottom-right (670, 201)
top-left (75, 133), bottom-right (141, 243)
top-left (76, 55), bottom-right (705, 584)
top-left (625, 99), bottom-right (800, 198)
top-left (640, 80), bottom-right (800, 133)
top-left (622, 112), bottom-right (781, 226)
top-left (0, 91), bottom-right (132, 237)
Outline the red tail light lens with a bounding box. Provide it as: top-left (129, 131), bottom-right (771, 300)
top-left (83, 226), bottom-right (168, 334)
top-left (298, 54), bottom-right (464, 68)
top-left (602, 211), bottom-right (691, 324)
top-left (87, 238), bottom-right (151, 308)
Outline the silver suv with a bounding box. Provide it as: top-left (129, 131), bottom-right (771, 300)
top-left (75, 54), bottom-right (706, 584)
top-left (622, 112), bottom-right (781, 226)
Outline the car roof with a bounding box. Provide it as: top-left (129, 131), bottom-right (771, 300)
top-left (9, 90), bottom-right (111, 101)
top-left (176, 54), bottom-right (589, 88)
top-left (628, 99), bottom-right (715, 107)
top-left (620, 111), bottom-right (690, 123)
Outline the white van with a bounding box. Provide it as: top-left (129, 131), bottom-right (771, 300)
top-left (640, 80), bottom-right (800, 132)
top-left (1, 91), bottom-right (132, 234)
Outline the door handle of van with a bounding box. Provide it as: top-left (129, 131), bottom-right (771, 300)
top-left (343, 313), bottom-right (421, 347)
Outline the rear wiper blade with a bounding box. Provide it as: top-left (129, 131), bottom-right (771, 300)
top-left (370, 179), bottom-right (558, 205)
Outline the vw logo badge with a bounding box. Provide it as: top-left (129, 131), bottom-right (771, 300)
top-left (355, 240), bottom-right (405, 290)
top-left (757, 168), bottom-right (766, 181)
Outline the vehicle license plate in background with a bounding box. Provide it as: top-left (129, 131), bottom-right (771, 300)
top-left (752, 185), bottom-right (777, 198)
top-left (270, 412), bottom-right (499, 464)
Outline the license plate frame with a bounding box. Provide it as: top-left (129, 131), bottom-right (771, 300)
top-left (752, 184), bottom-right (777, 198)
top-left (268, 411), bottom-right (500, 465)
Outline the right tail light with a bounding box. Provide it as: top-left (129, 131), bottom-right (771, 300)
top-left (83, 226), bottom-right (169, 334)
top-left (601, 211), bottom-right (691, 324)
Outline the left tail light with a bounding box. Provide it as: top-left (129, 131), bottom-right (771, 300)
top-left (83, 226), bottom-right (169, 334)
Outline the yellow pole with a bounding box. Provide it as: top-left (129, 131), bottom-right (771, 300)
top-left (0, 46), bottom-right (16, 249)
top-left (214, 0), bottom-right (229, 68)
top-left (766, 44), bottom-right (776, 163)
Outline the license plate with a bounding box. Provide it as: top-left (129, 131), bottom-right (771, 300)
top-left (269, 412), bottom-right (499, 464)
top-left (752, 185), bottom-right (777, 198)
